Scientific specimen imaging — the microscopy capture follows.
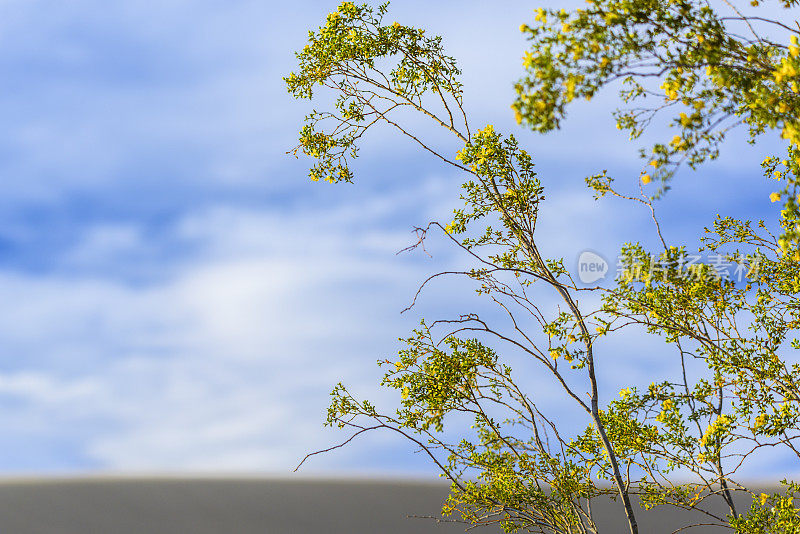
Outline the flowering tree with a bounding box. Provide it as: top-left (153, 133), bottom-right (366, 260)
top-left (285, 2), bottom-right (800, 533)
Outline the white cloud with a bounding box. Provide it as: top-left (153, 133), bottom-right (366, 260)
top-left (0, 182), bottom-right (460, 472)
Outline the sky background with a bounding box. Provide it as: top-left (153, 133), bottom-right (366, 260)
top-left (0, 0), bottom-right (794, 478)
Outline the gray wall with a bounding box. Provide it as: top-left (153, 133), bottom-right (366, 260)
top-left (0, 478), bottom-right (764, 533)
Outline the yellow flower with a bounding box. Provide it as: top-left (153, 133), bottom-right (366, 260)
top-left (619, 388), bottom-right (632, 398)
top-left (522, 51), bottom-right (535, 69)
top-left (782, 122), bottom-right (800, 145)
top-left (770, 192), bottom-right (781, 203)
top-left (663, 84), bottom-right (679, 100)
top-left (392, 21), bottom-right (401, 29)
top-left (760, 493), bottom-right (769, 506)
top-left (775, 57), bottom-right (799, 83)
top-left (401, 387), bottom-right (410, 400)
top-left (754, 414), bottom-right (768, 429)
top-left (641, 174), bottom-right (651, 184)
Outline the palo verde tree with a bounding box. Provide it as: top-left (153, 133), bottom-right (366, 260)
top-left (286, 2), bottom-right (800, 533)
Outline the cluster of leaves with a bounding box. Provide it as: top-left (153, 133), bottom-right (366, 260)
top-left (284, 1), bottom-right (465, 183)
top-left (582, 200), bottom-right (800, 528)
top-left (514, 0), bottom-right (800, 194)
top-left (445, 126), bottom-right (549, 276)
top-left (326, 322), bottom-right (614, 533)
top-left (763, 145), bottom-right (800, 251)
top-left (729, 481), bottom-right (800, 533)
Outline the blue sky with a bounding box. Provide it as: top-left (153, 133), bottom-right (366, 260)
top-left (0, 0), bottom-right (794, 477)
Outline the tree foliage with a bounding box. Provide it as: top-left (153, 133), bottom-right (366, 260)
top-left (286, 1), bottom-right (800, 533)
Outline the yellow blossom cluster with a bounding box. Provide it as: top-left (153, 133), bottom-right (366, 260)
top-left (754, 414), bottom-right (768, 430)
top-left (699, 414), bottom-right (732, 447)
